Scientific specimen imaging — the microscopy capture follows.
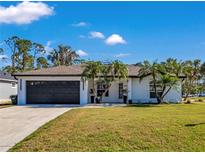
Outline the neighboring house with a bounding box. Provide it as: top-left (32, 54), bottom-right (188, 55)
top-left (13, 65), bottom-right (183, 105)
top-left (0, 71), bottom-right (17, 103)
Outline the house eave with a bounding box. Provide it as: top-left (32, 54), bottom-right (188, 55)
top-left (0, 78), bottom-right (17, 82)
top-left (14, 74), bottom-right (141, 78)
top-left (13, 74), bottom-right (82, 77)
top-left (13, 74), bottom-right (186, 79)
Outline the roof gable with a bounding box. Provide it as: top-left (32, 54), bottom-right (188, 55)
top-left (0, 71), bottom-right (16, 81)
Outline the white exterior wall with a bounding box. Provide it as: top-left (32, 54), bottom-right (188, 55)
top-left (132, 77), bottom-right (150, 103)
top-left (16, 75), bottom-right (182, 105)
top-left (0, 80), bottom-right (17, 102)
top-left (88, 79), bottom-right (128, 103)
top-left (128, 78), bottom-right (132, 101)
top-left (131, 76), bottom-right (182, 103)
top-left (80, 79), bottom-right (88, 105)
top-left (163, 81), bottom-right (182, 103)
top-left (16, 76), bottom-right (88, 105)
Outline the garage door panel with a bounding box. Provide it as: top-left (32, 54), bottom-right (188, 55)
top-left (26, 81), bottom-right (80, 104)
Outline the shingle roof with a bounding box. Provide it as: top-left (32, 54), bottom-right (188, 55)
top-left (0, 71), bottom-right (16, 81)
top-left (13, 64), bottom-right (141, 77)
top-left (127, 65), bottom-right (141, 77)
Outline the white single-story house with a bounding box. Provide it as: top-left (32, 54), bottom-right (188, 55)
top-left (13, 65), bottom-right (183, 105)
top-left (0, 71), bottom-right (17, 103)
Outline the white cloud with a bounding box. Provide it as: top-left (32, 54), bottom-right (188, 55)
top-left (105, 34), bottom-right (126, 45)
top-left (76, 49), bottom-right (88, 57)
top-left (0, 1), bottom-right (54, 25)
top-left (44, 41), bottom-right (53, 53)
top-left (114, 53), bottom-right (130, 58)
top-left (89, 31), bottom-right (105, 39)
top-left (72, 22), bottom-right (88, 27)
top-left (0, 54), bottom-right (8, 60)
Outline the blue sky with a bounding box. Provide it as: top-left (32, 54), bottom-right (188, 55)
top-left (0, 1), bottom-right (205, 67)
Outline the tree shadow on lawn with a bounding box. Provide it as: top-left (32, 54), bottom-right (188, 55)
top-left (125, 102), bottom-right (197, 108)
top-left (124, 104), bottom-right (161, 108)
top-left (185, 122), bottom-right (205, 127)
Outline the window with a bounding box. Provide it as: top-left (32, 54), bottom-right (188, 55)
top-left (97, 83), bottom-right (109, 97)
top-left (149, 81), bottom-right (163, 98)
top-left (11, 82), bottom-right (16, 88)
top-left (119, 83), bottom-right (123, 99)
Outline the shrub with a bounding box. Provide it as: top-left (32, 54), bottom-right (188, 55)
top-left (198, 99), bottom-right (203, 102)
top-left (163, 101), bottom-right (170, 104)
top-left (185, 99), bottom-right (191, 104)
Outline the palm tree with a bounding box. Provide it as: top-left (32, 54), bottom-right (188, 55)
top-left (200, 61), bottom-right (205, 77)
top-left (47, 49), bottom-right (60, 66)
top-left (32, 43), bottom-right (46, 68)
top-left (37, 57), bottom-right (49, 69)
top-left (4, 36), bottom-right (20, 73)
top-left (82, 61), bottom-right (103, 103)
top-left (0, 48), bottom-right (8, 63)
top-left (157, 72), bottom-right (179, 103)
top-left (48, 45), bottom-right (79, 66)
top-left (159, 59), bottom-right (184, 102)
top-left (0, 48), bottom-right (12, 73)
top-left (139, 59), bottom-right (182, 103)
top-left (99, 60), bottom-right (128, 102)
top-left (82, 60), bottom-right (128, 103)
top-left (164, 58), bottom-right (184, 78)
top-left (2, 66), bottom-right (12, 73)
top-left (110, 60), bottom-right (128, 79)
top-left (182, 59), bottom-right (202, 100)
top-left (15, 39), bottom-right (33, 71)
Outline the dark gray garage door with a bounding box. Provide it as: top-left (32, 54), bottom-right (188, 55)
top-left (26, 81), bottom-right (80, 104)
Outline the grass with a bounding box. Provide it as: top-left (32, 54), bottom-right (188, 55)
top-left (10, 102), bottom-right (205, 152)
top-left (184, 97), bottom-right (205, 104)
top-left (190, 97), bottom-right (205, 101)
top-left (0, 101), bottom-right (12, 109)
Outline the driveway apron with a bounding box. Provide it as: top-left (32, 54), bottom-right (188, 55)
top-left (0, 105), bottom-right (74, 151)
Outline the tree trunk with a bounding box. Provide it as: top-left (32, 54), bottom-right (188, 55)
top-left (99, 84), bottom-right (112, 103)
top-left (157, 86), bottom-right (166, 104)
top-left (160, 86), bottom-right (172, 103)
top-left (11, 46), bottom-right (17, 73)
top-left (11, 54), bottom-right (15, 73)
top-left (156, 98), bottom-right (161, 104)
top-left (22, 55), bottom-right (25, 71)
top-left (153, 73), bottom-right (160, 104)
top-left (184, 79), bottom-right (192, 101)
top-left (184, 93), bottom-right (189, 101)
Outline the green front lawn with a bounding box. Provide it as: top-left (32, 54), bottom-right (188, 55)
top-left (10, 103), bottom-right (205, 152)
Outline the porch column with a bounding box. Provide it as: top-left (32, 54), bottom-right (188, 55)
top-left (17, 78), bottom-right (26, 105)
top-left (128, 78), bottom-right (132, 101)
top-left (80, 79), bottom-right (88, 105)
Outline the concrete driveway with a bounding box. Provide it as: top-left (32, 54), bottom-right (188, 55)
top-left (0, 105), bottom-right (77, 152)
